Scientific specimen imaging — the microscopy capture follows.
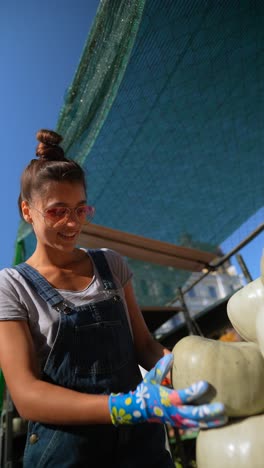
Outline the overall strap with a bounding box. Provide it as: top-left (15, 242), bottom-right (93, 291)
top-left (88, 249), bottom-right (117, 291)
top-left (14, 263), bottom-right (64, 308)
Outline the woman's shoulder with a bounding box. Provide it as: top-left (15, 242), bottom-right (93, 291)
top-left (0, 267), bottom-right (30, 320)
top-left (85, 247), bottom-right (123, 263)
top-left (0, 266), bottom-right (31, 300)
top-left (0, 265), bottom-right (38, 300)
top-left (0, 266), bottom-right (21, 287)
top-left (99, 248), bottom-right (133, 286)
top-left (101, 248), bottom-right (124, 262)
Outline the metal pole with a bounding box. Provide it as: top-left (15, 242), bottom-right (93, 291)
top-left (167, 223), bottom-right (264, 305)
top-left (0, 370), bottom-right (4, 466)
top-left (177, 288), bottom-right (203, 336)
top-left (236, 253), bottom-right (253, 283)
top-left (0, 409), bottom-right (4, 467)
top-left (212, 223), bottom-right (264, 269)
top-left (3, 390), bottom-right (13, 468)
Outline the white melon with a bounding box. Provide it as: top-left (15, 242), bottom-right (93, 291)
top-left (172, 335), bottom-right (264, 417)
top-left (256, 306), bottom-right (264, 358)
top-left (196, 414), bottom-right (264, 468)
top-left (227, 277), bottom-right (264, 342)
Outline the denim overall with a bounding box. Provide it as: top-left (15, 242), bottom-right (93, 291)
top-left (15, 250), bottom-right (174, 468)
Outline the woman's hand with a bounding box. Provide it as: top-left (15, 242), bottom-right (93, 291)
top-left (109, 354), bottom-right (227, 429)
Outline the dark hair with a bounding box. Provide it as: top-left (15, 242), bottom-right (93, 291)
top-left (18, 129), bottom-right (86, 216)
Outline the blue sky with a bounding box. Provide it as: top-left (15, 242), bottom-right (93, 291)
top-left (221, 208), bottom-right (263, 282)
top-left (0, 0), bottom-right (100, 269)
top-left (0, 0), bottom-right (263, 281)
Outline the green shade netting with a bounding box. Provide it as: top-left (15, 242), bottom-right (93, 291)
top-left (17, 0), bottom-right (264, 305)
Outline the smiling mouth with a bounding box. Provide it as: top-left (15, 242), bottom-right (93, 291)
top-left (58, 232), bottom-right (79, 240)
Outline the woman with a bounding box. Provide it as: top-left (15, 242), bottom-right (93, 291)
top-left (0, 129), bottom-right (226, 467)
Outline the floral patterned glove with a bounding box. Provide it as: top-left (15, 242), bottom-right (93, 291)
top-left (109, 354), bottom-right (227, 429)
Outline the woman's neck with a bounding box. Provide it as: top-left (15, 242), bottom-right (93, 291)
top-left (26, 246), bottom-right (85, 270)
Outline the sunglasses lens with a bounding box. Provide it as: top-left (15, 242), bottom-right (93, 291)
top-left (76, 205), bottom-right (95, 223)
top-left (45, 208), bottom-right (69, 226)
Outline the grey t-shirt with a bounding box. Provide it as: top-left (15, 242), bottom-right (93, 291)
top-left (0, 248), bottom-right (133, 368)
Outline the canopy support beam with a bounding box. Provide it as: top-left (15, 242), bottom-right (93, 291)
top-left (79, 223), bottom-right (216, 271)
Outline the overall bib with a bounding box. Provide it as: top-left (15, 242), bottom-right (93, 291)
top-left (15, 250), bottom-right (174, 468)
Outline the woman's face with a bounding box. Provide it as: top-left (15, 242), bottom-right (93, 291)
top-left (23, 181), bottom-right (88, 253)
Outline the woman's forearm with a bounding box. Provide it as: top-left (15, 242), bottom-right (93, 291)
top-left (14, 379), bottom-right (111, 425)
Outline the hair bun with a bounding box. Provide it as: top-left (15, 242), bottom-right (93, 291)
top-left (36, 129), bottom-right (65, 161)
